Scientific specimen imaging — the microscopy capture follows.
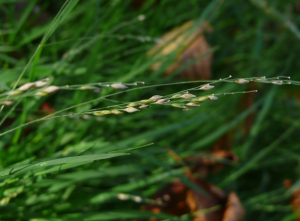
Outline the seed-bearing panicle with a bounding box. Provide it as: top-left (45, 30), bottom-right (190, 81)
top-left (124, 107), bottom-right (139, 113)
top-left (256, 76), bottom-right (266, 81)
top-left (141, 99), bottom-right (153, 104)
top-left (180, 93), bottom-right (196, 99)
top-left (172, 103), bottom-right (186, 108)
top-left (35, 91), bottom-right (48, 97)
top-left (186, 102), bottom-right (200, 107)
top-left (139, 104), bottom-right (150, 109)
top-left (7, 90), bottom-right (23, 96)
top-left (127, 102), bottom-right (139, 107)
top-left (235, 79), bottom-right (250, 84)
top-left (182, 107), bottom-right (191, 111)
top-left (0, 100), bottom-right (15, 106)
top-left (43, 86), bottom-right (60, 94)
top-left (192, 96), bottom-right (209, 103)
top-left (149, 95), bottom-right (163, 101)
top-left (34, 81), bottom-right (49, 88)
top-left (118, 193), bottom-right (129, 200)
top-left (111, 83), bottom-right (128, 90)
top-left (272, 81), bottom-right (283, 85)
top-left (171, 94), bottom-right (181, 99)
top-left (200, 84), bottom-right (214, 90)
top-left (208, 95), bottom-right (218, 100)
top-left (18, 82), bottom-right (34, 91)
top-left (111, 110), bottom-right (123, 115)
top-left (155, 99), bottom-right (170, 104)
top-left (80, 86), bottom-right (102, 93)
top-left (93, 110), bottom-right (112, 116)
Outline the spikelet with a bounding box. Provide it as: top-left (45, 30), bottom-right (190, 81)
top-left (139, 104), bottom-right (150, 109)
top-left (34, 81), bottom-right (49, 88)
top-left (182, 107), bottom-right (191, 111)
top-left (111, 83), bottom-right (128, 90)
top-left (172, 103), bottom-right (186, 108)
top-left (111, 110), bottom-right (123, 115)
top-left (80, 86), bottom-right (102, 93)
top-left (200, 84), bottom-right (214, 90)
top-left (171, 94), bottom-right (181, 99)
top-left (235, 79), bottom-right (249, 84)
top-left (35, 91), bottom-right (48, 97)
top-left (256, 76), bottom-right (266, 81)
top-left (272, 81), bottom-right (283, 85)
top-left (141, 99), bottom-right (153, 104)
top-left (127, 102), bottom-right (139, 107)
top-left (118, 193), bottom-right (129, 200)
top-left (180, 93), bottom-right (196, 99)
top-left (7, 90), bottom-right (23, 96)
top-left (192, 96), bottom-right (209, 103)
top-left (43, 86), bottom-right (60, 94)
top-left (155, 99), bottom-right (170, 104)
top-left (186, 102), bottom-right (200, 107)
top-left (0, 100), bottom-right (15, 106)
top-left (18, 82), bottom-right (34, 91)
top-left (208, 95), bottom-right (218, 100)
top-left (93, 110), bottom-right (112, 116)
top-left (149, 95), bottom-right (163, 101)
top-left (124, 107), bottom-right (139, 113)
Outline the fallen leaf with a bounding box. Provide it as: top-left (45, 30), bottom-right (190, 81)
top-left (222, 192), bottom-right (245, 221)
top-left (148, 20), bottom-right (213, 80)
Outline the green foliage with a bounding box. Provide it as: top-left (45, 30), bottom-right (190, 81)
top-left (0, 0), bottom-right (300, 220)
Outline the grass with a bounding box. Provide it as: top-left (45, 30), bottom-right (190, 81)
top-left (1, 0), bottom-right (300, 220)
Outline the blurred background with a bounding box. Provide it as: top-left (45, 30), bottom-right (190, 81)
top-left (1, 0), bottom-right (300, 220)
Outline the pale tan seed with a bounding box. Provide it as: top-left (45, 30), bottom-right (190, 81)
top-left (180, 93), bottom-right (196, 99)
top-left (235, 79), bottom-right (249, 84)
top-left (34, 81), bottom-right (49, 88)
top-left (155, 99), bottom-right (170, 104)
top-left (124, 107), bottom-right (139, 113)
top-left (111, 83), bottom-right (128, 90)
top-left (200, 84), bottom-right (214, 90)
top-left (149, 95), bottom-right (163, 101)
top-left (186, 102), bottom-right (200, 107)
top-left (43, 85), bottom-right (60, 94)
top-left (18, 83), bottom-right (34, 91)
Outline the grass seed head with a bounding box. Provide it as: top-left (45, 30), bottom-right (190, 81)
top-left (118, 193), bottom-right (129, 200)
top-left (235, 79), bottom-right (250, 84)
top-left (180, 93), bottom-right (196, 99)
top-left (127, 102), bottom-right (139, 107)
top-left (182, 107), bottom-right (191, 111)
top-left (139, 104), bottom-right (150, 109)
top-left (93, 110), bottom-right (112, 116)
top-left (34, 81), bottom-right (49, 88)
top-left (192, 96), bottom-right (209, 103)
top-left (200, 84), bottom-right (214, 90)
top-left (172, 103), bottom-right (186, 108)
top-left (256, 76), bottom-right (266, 81)
top-left (35, 91), bottom-right (48, 97)
top-left (124, 107), bottom-right (139, 113)
top-left (150, 95), bottom-right (163, 101)
top-left (111, 83), bottom-right (128, 90)
top-left (111, 110), bottom-right (123, 115)
top-left (80, 86), bottom-right (102, 93)
top-left (209, 95), bottom-right (218, 100)
top-left (155, 99), bottom-right (170, 104)
top-left (0, 100), bottom-right (15, 106)
top-left (43, 86), bottom-right (60, 94)
top-left (186, 102), bottom-right (200, 107)
top-left (272, 81), bottom-right (283, 85)
top-left (141, 99), bottom-right (153, 104)
top-left (7, 90), bottom-right (23, 96)
top-left (18, 82), bottom-right (34, 91)
top-left (171, 94), bottom-right (181, 99)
